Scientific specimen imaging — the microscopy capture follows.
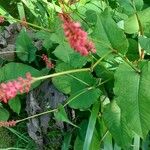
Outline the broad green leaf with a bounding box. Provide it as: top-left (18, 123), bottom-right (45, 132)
top-left (85, 10), bottom-right (97, 24)
top-left (68, 88), bottom-right (100, 109)
top-left (53, 42), bottom-right (73, 63)
top-left (83, 101), bottom-right (100, 150)
top-left (68, 53), bottom-right (88, 68)
top-left (52, 63), bottom-right (72, 94)
top-left (92, 9), bottom-right (128, 56)
top-left (124, 8), bottom-right (150, 34)
top-left (52, 75), bottom-right (72, 94)
top-left (50, 31), bottom-right (65, 44)
top-left (0, 107), bottom-right (9, 121)
top-left (54, 105), bottom-right (77, 127)
top-left (8, 97), bottom-right (21, 115)
top-left (139, 36), bottom-right (150, 53)
top-left (50, 18), bottom-right (65, 43)
top-left (126, 39), bottom-right (139, 61)
top-left (94, 64), bottom-right (114, 95)
top-left (0, 62), bottom-right (41, 89)
top-left (124, 14), bottom-right (139, 34)
top-left (35, 31), bottom-right (53, 50)
top-left (52, 63), bottom-right (96, 94)
top-left (116, 0), bottom-right (143, 15)
top-left (114, 61), bottom-right (150, 138)
top-left (16, 28), bottom-right (37, 63)
top-left (70, 72), bottom-right (97, 94)
top-left (103, 101), bottom-right (132, 147)
top-left (0, 62), bottom-right (40, 82)
top-left (77, 0), bottom-right (105, 16)
top-left (53, 43), bottom-right (88, 67)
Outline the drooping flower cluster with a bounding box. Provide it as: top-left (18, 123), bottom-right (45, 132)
top-left (41, 54), bottom-right (54, 69)
top-left (0, 120), bottom-right (16, 127)
top-left (59, 13), bottom-right (96, 56)
top-left (0, 16), bottom-right (4, 24)
top-left (0, 73), bottom-right (32, 103)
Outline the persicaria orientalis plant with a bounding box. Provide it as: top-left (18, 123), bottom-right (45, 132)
top-left (1, 2), bottom-right (150, 149)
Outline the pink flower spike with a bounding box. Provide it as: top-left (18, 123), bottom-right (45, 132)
top-left (59, 13), bottom-right (96, 56)
top-left (0, 73), bottom-right (32, 103)
top-left (41, 54), bottom-right (54, 69)
top-left (0, 120), bottom-right (16, 127)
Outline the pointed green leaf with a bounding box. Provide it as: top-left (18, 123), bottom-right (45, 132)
top-left (116, 0), bottom-right (143, 15)
top-left (126, 39), bottom-right (139, 61)
top-left (139, 36), bottom-right (150, 53)
top-left (53, 42), bottom-right (73, 63)
top-left (54, 105), bottom-right (77, 127)
top-left (52, 63), bottom-right (73, 94)
top-left (68, 53), bottom-right (88, 68)
top-left (35, 31), bottom-right (53, 50)
top-left (8, 97), bottom-right (21, 115)
top-left (103, 101), bottom-right (132, 147)
top-left (83, 101), bottom-right (100, 150)
top-left (124, 8), bottom-right (150, 34)
top-left (0, 62), bottom-right (41, 82)
top-left (16, 28), bottom-right (37, 63)
top-left (53, 42), bottom-right (88, 67)
top-left (92, 9), bottom-right (128, 56)
top-left (0, 107), bottom-right (9, 121)
top-left (52, 63), bottom-right (96, 94)
top-left (68, 88), bottom-right (100, 109)
top-left (114, 61), bottom-right (150, 138)
top-left (0, 62), bottom-right (42, 89)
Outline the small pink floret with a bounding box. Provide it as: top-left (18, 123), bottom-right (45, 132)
top-left (41, 54), bottom-right (54, 69)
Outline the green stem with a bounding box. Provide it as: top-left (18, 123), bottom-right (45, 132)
top-left (92, 38), bottom-right (140, 73)
top-left (117, 53), bottom-right (141, 73)
top-left (33, 68), bottom-right (90, 82)
top-left (136, 14), bottom-right (144, 59)
top-left (91, 51), bottom-right (112, 71)
top-left (100, 130), bottom-right (109, 144)
top-left (64, 86), bottom-right (94, 107)
top-left (16, 109), bottom-right (57, 123)
top-left (15, 81), bottom-right (107, 124)
top-left (0, 51), bottom-right (27, 55)
top-left (16, 87), bottom-right (93, 123)
top-left (3, 16), bottom-right (52, 32)
top-left (131, 0), bottom-right (144, 59)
